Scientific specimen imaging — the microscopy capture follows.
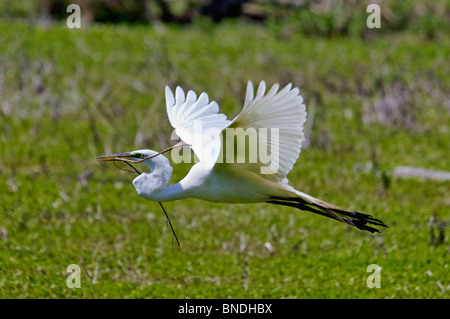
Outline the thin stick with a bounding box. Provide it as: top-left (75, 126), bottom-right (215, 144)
top-left (159, 202), bottom-right (181, 248)
top-left (125, 161), bottom-right (141, 175)
top-left (112, 146), bottom-right (182, 249)
top-left (113, 160), bottom-right (141, 175)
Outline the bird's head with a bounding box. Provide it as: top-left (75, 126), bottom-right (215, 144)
top-left (96, 149), bottom-right (161, 165)
top-left (96, 142), bottom-right (187, 165)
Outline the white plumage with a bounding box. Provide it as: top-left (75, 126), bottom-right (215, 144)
top-left (97, 81), bottom-right (387, 233)
top-left (165, 86), bottom-right (231, 165)
top-left (228, 81), bottom-right (306, 184)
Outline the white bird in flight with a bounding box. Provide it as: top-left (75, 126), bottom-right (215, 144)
top-left (97, 81), bottom-right (387, 238)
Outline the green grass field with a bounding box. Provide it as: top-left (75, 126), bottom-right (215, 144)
top-left (0, 20), bottom-right (449, 298)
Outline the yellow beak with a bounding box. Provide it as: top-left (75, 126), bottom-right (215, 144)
top-left (95, 153), bottom-right (134, 162)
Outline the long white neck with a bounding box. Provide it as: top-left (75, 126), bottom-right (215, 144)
top-left (132, 154), bottom-right (185, 202)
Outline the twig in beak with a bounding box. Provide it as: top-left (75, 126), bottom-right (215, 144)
top-left (113, 160), bottom-right (141, 175)
top-left (125, 161), bottom-right (141, 175)
top-left (102, 142), bottom-right (187, 249)
top-left (121, 155), bottom-right (180, 249)
top-left (159, 202), bottom-right (181, 249)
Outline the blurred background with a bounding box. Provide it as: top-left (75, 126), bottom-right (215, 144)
top-left (0, 0), bottom-right (449, 298)
top-left (3, 0), bottom-right (449, 37)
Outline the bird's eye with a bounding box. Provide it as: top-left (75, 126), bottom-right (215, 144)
top-left (132, 153), bottom-right (143, 159)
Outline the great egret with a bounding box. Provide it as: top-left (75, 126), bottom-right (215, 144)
top-left (97, 81), bottom-right (387, 237)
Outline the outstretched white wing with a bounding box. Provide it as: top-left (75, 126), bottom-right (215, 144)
top-left (165, 86), bottom-right (231, 165)
top-left (227, 80), bottom-right (307, 184)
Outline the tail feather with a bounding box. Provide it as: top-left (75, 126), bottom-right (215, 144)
top-left (267, 195), bottom-right (388, 233)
